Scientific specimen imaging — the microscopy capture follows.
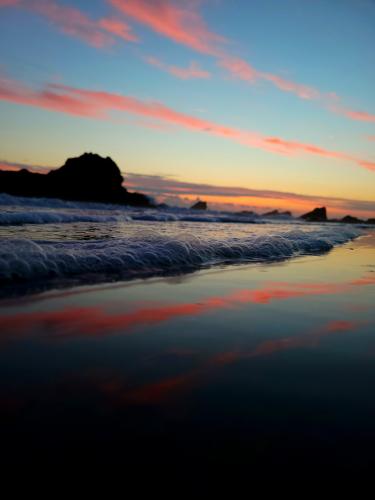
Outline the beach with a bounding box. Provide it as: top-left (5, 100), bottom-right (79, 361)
top-left (1, 226), bottom-right (374, 471)
top-left (1, 0), bottom-right (374, 480)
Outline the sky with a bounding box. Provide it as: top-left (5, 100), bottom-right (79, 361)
top-left (0, 0), bottom-right (374, 217)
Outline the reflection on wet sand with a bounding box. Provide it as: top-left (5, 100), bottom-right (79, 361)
top-left (96, 319), bottom-right (364, 405)
top-left (0, 273), bottom-right (374, 343)
top-left (0, 317), bottom-right (366, 415)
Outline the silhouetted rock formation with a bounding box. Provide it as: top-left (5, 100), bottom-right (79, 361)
top-left (367, 218), bottom-right (375, 224)
top-left (263, 209), bottom-right (292, 217)
top-left (300, 207), bottom-right (327, 222)
top-left (0, 153), bottom-right (151, 207)
top-left (340, 215), bottom-right (362, 224)
top-left (237, 210), bottom-right (258, 217)
top-left (190, 200), bottom-right (207, 210)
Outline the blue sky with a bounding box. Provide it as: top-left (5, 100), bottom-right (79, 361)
top-left (0, 0), bottom-right (374, 215)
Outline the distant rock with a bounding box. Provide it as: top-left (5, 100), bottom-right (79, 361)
top-left (300, 207), bottom-right (327, 222)
top-left (156, 203), bottom-right (170, 209)
top-left (0, 153), bottom-right (152, 207)
top-left (367, 218), bottom-right (375, 224)
top-left (236, 210), bottom-right (258, 217)
top-left (263, 209), bottom-right (292, 217)
top-left (190, 200), bottom-right (207, 210)
top-left (340, 215), bottom-right (363, 224)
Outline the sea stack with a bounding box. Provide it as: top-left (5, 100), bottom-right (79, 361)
top-left (300, 207), bottom-right (327, 222)
top-left (340, 215), bottom-right (362, 224)
top-left (0, 153), bottom-right (152, 207)
top-left (191, 200), bottom-right (207, 210)
top-left (263, 209), bottom-right (292, 217)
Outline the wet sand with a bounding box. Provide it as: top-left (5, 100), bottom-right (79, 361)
top-left (0, 231), bottom-right (374, 473)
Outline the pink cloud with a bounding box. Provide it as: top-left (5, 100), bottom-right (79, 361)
top-left (29, 0), bottom-right (113, 47)
top-left (110, 0), bottom-right (375, 122)
top-left (217, 56), bottom-right (319, 100)
top-left (337, 108), bottom-right (375, 123)
top-left (217, 56), bottom-right (258, 83)
top-left (3, 0), bottom-right (373, 123)
top-left (1, 0), bottom-right (137, 47)
top-left (98, 17), bottom-right (138, 43)
top-left (1, 74), bottom-right (374, 172)
top-left (0, 0), bottom-right (19, 5)
top-left (109, 0), bottom-right (225, 55)
top-left (259, 72), bottom-right (320, 100)
top-left (146, 56), bottom-right (210, 80)
top-left (358, 160), bottom-right (375, 172)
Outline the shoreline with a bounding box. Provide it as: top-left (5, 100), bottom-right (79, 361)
top-left (0, 229), bottom-right (372, 298)
top-left (0, 228), bottom-right (374, 469)
top-left (0, 223), bottom-right (365, 300)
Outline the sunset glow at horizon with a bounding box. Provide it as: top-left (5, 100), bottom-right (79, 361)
top-left (0, 0), bottom-right (374, 217)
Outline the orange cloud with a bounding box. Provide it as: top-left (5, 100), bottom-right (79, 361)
top-left (358, 160), bottom-right (375, 172)
top-left (0, 163), bottom-right (22, 172)
top-left (145, 56), bottom-right (210, 80)
top-left (0, 160), bottom-right (51, 173)
top-left (1, 74), bottom-right (374, 172)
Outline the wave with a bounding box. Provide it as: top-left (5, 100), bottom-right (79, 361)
top-left (0, 227), bottom-right (361, 287)
top-left (0, 209), bottom-right (263, 225)
top-left (0, 193), bottom-right (124, 210)
top-left (0, 210), bottom-right (132, 225)
top-left (0, 193), bottom-right (263, 225)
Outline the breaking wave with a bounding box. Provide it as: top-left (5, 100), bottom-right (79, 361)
top-left (0, 227), bottom-right (362, 286)
top-left (0, 210), bottom-right (132, 225)
top-left (0, 193), bottom-right (262, 225)
top-left (0, 209), bottom-right (264, 225)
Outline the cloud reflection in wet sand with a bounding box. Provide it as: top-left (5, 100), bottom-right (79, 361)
top-left (0, 274), bottom-right (374, 343)
top-left (99, 319), bottom-right (364, 405)
top-left (0, 317), bottom-right (366, 417)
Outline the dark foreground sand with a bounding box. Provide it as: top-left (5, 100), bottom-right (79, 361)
top-left (0, 231), bottom-right (374, 474)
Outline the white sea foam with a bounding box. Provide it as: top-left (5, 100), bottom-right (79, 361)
top-left (0, 193), bottom-right (123, 210)
top-left (0, 209), bottom-right (263, 225)
top-left (0, 193), bottom-right (261, 225)
top-left (0, 210), bottom-right (133, 225)
top-left (0, 227), bottom-right (362, 284)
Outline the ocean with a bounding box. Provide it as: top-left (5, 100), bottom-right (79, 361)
top-left (0, 193), bottom-right (363, 295)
